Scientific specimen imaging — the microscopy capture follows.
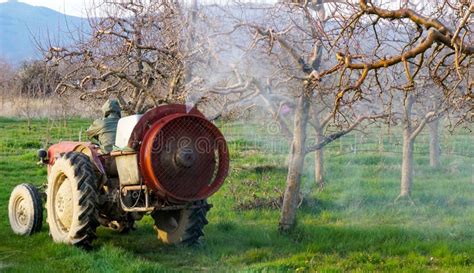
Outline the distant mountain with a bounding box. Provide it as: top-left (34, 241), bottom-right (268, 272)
top-left (0, 0), bottom-right (88, 63)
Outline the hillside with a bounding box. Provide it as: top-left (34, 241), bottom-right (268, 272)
top-left (0, 0), bottom-right (88, 62)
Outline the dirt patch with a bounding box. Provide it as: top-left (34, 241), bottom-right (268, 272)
top-left (230, 180), bottom-right (304, 210)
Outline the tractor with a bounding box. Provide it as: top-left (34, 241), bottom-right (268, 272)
top-left (8, 104), bottom-right (229, 247)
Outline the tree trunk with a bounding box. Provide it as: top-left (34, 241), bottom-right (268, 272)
top-left (315, 147), bottom-right (324, 190)
top-left (428, 119), bottom-right (441, 168)
top-left (314, 120), bottom-right (324, 190)
top-left (378, 127), bottom-right (384, 153)
top-left (279, 3), bottom-right (323, 230)
top-left (400, 129), bottom-right (414, 198)
top-left (279, 92), bottom-right (310, 231)
top-left (399, 94), bottom-right (414, 199)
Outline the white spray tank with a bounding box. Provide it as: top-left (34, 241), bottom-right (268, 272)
top-left (114, 114), bottom-right (143, 185)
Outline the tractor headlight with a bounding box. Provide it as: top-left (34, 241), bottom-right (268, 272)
top-left (37, 149), bottom-right (48, 165)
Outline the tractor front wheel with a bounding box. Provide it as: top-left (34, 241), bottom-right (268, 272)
top-left (8, 183), bottom-right (43, 235)
top-left (152, 201), bottom-right (209, 246)
top-left (46, 152), bottom-right (98, 247)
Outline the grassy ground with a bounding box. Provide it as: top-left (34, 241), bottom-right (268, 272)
top-left (0, 117), bottom-right (472, 272)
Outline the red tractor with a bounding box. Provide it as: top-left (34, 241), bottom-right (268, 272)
top-left (8, 104), bottom-right (229, 247)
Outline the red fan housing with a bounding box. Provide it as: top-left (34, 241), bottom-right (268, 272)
top-left (134, 105), bottom-right (229, 203)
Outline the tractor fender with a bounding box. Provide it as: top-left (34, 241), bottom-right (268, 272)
top-left (47, 141), bottom-right (105, 174)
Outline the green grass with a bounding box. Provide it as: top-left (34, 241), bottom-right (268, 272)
top-left (0, 117), bottom-right (473, 272)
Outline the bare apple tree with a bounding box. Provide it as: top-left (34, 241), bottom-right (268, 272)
top-left (44, 0), bottom-right (210, 115)
top-left (207, 0), bottom-right (390, 231)
top-left (381, 69), bottom-right (450, 201)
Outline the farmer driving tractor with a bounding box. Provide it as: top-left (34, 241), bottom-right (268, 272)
top-left (86, 99), bottom-right (121, 154)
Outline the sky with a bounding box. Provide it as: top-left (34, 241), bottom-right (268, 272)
top-left (0, 0), bottom-right (91, 17)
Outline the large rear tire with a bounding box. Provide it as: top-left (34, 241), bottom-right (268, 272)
top-left (152, 200), bottom-right (209, 246)
top-left (8, 183), bottom-right (43, 235)
top-left (46, 152), bottom-right (98, 247)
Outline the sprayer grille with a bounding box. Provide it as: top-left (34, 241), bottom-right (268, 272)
top-left (140, 113), bottom-right (229, 202)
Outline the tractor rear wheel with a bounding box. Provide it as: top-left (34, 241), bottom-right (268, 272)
top-left (8, 183), bottom-right (43, 235)
top-left (152, 200), bottom-right (209, 246)
top-left (46, 152), bottom-right (98, 247)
